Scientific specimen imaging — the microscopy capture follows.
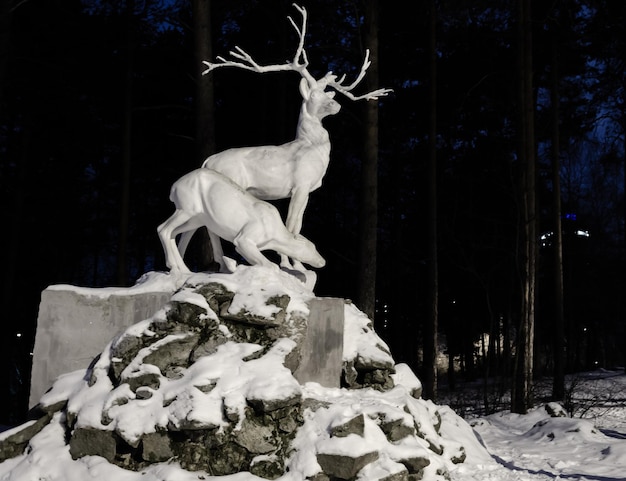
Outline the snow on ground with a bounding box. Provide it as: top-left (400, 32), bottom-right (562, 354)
top-left (448, 370), bottom-right (626, 481)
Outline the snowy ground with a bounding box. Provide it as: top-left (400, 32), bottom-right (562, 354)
top-left (448, 369), bottom-right (626, 481)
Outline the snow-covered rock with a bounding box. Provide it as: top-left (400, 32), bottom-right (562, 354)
top-left (0, 266), bottom-right (488, 480)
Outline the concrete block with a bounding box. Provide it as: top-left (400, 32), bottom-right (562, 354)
top-left (30, 276), bottom-right (175, 408)
top-left (294, 297), bottom-right (344, 388)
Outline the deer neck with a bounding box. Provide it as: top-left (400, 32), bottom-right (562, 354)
top-left (296, 106), bottom-right (330, 149)
top-left (265, 235), bottom-right (300, 261)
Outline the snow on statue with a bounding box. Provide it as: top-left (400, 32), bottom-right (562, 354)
top-left (171, 4), bottom-right (391, 271)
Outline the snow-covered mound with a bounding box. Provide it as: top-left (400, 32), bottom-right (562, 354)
top-left (466, 402), bottom-right (626, 481)
top-left (0, 266), bottom-right (488, 480)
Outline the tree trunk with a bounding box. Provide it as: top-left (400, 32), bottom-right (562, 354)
top-left (193, 0), bottom-right (215, 162)
top-left (503, 310), bottom-right (511, 384)
top-left (117, 1), bottom-right (135, 286)
top-left (0, 0), bottom-right (15, 308)
top-left (193, 0), bottom-right (217, 269)
top-left (0, 0), bottom-right (11, 109)
top-left (357, 0), bottom-right (380, 321)
top-left (512, 0), bottom-right (537, 415)
top-left (621, 116), bottom-right (626, 376)
top-left (551, 37), bottom-right (565, 402)
top-left (423, 0), bottom-right (438, 401)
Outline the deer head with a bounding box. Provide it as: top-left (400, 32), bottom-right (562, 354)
top-left (202, 4), bottom-right (392, 109)
top-left (299, 79), bottom-right (341, 120)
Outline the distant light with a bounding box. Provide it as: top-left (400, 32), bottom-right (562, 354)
top-left (540, 231), bottom-right (553, 247)
top-left (565, 213), bottom-right (577, 221)
top-left (575, 229), bottom-right (590, 238)
top-left (16, 333), bottom-right (22, 338)
top-left (540, 231), bottom-right (553, 241)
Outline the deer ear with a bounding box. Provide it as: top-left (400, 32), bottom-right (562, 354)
top-left (326, 91), bottom-right (336, 99)
top-left (299, 78), bottom-right (310, 99)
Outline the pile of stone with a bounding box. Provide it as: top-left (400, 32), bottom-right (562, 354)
top-left (1, 269), bottom-right (471, 480)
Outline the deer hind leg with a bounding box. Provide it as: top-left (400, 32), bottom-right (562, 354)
top-left (157, 210), bottom-right (202, 274)
top-left (178, 228), bottom-right (225, 272)
top-left (207, 230), bottom-right (228, 272)
top-left (177, 230), bottom-right (194, 258)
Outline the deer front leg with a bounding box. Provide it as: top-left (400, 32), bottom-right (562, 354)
top-left (286, 188), bottom-right (309, 235)
top-left (158, 210), bottom-right (196, 275)
top-left (207, 230), bottom-right (228, 272)
top-left (279, 255), bottom-right (292, 270)
top-left (233, 232), bottom-right (276, 270)
top-left (282, 188), bottom-right (310, 268)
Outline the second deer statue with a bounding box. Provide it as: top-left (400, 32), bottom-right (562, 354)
top-left (183, 4), bottom-right (391, 270)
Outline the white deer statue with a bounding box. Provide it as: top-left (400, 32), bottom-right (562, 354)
top-left (187, 4), bottom-right (391, 269)
top-left (158, 168), bottom-right (325, 275)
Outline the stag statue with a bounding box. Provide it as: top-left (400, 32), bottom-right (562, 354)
top-left (188, 4), bottom-right (391, 269)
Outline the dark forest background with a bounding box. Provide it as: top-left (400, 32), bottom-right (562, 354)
top-left (1, 0), bottom-right (624, 425)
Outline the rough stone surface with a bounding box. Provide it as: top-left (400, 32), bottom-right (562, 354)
top-left (450, 445), bottom-right (467, 464)
top-left (30, 281), bottom-right (173, 407)
top-left (316, 451), bottom-right (380, 479)
top-left (400, 455), bottom-right (431, 476)
top-left (0, 413), bottom-right (52, 461)
top-left (250, 456), bottom-right (284, 480)
top-left (69, 427), bottom-right (117, 462)
top-left (294, 297), bottom-right (344, 388)
top-left (31, 277), bottom-right (307, 477)
top-left (248, 392), bottom-right (302, 414)
top-left (206, 442), bottom-right (249, 475)
top-left (123, 372), bottom-right (161, 393)
top-left (141, 431), bottom-right (174, 462)
top-left (142, 333), bottom-right (199, 373)
top-left (219, 293), bottom-right (288, 327)
top-left (233, 418), bottom-right (276, 454)
top-left (381, 417), bottom-right (416, 442)
top-left (330, 413), bottom-right (365, 438)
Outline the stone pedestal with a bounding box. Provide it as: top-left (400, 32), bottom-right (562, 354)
top-left (29, 278), bottom-right (175, 408)
top-left (294, 297), bottom-right (345, 388)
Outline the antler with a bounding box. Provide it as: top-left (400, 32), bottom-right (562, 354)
top-left (202, 4), bottom-right (317, 88)
top-left (202, 4), bottom-right (392, 101)
top-left (324, 49), bottom-right (393, 101)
